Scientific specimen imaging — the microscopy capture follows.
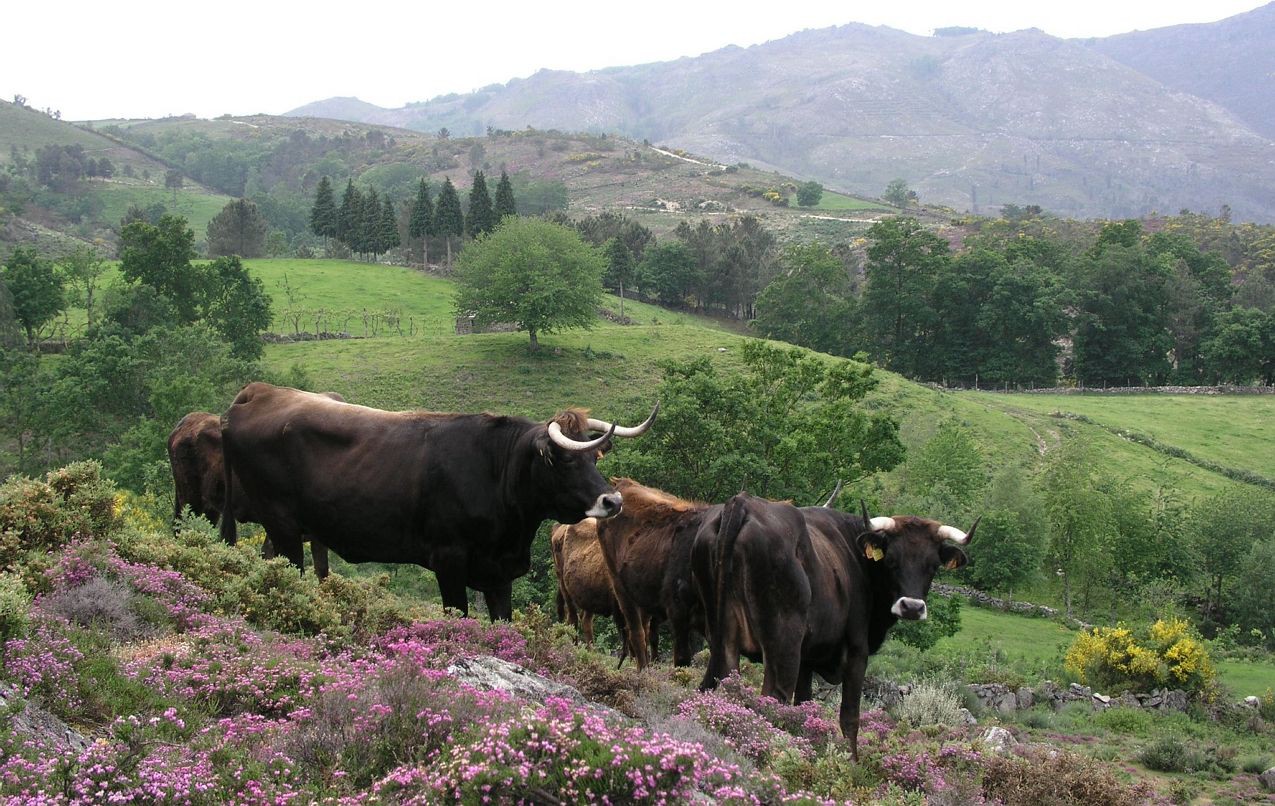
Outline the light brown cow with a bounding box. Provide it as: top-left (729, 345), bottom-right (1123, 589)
top-left (593, 478), bottom-right (719, 669)
top-left (551, 520), bottom-right (626, 646)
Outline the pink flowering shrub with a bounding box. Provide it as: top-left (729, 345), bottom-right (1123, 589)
top-left (677, 674), bottom-right (838, 765)
top-left (395, 697), bottom-right (776, 805)
top-left (373, 618), bottom-right (532, 670)
top-left (121, 616), bottom-right (318, 717)
top-left (1, 614), bottom-right (85, 715)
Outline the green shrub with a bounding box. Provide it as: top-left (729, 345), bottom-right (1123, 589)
top-left (1094, 706), bottom-right (1154, 736)
top-left (220, 558), bottom-right (346, 638)
top-left (1240, 753), bottom-right (1272, 774)
top-left (0, 461), bottom-right (118, 568)
top-left (894, 678), bottom-right (964, 728)
top-left (0, 572), bottom-right (30, 641)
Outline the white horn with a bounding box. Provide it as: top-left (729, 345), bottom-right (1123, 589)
top-left (869, 516), bottom-right (897, 532)
top-left (936, 525), bottom-right (969, 544)
top-left (548, 421), bottom-right (616, 452)
top-left (586, 402), bottom-right (659, 439)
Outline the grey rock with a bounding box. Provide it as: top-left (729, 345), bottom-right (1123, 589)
top-left (446, 656), bottom-right (619, 718)
top-left (0, 682), bottom-right (89, 754)
top-left (1015, 687), bottom-right (1035, 710)
top-left (982, 726), bottom-right (1017, 753)
top-left (959, 708), bottom-right (978, 726)
top-left (1260, 767), bottom-right (1275, 792)
top-left (1116, 693), bottom-right (1141, 709)
top-left (1160, 690), bottom-right (1189, 712)
top-left (1093, 693), bottom-right (1111, 704)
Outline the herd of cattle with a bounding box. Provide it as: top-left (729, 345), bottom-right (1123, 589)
top-left (168, 382), bottom-right (977, 755)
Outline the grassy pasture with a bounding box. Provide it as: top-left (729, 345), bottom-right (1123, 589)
top-left (970, 392), bottom-right (1275, 481)
top-left (934, 606), bottom-right (1275, 697)
top-left (788, 189), bottom-right (887, 212)
top-left (90, 182), bottom-right (231, 241)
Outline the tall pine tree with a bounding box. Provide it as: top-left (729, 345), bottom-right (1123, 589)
top-left (465, 171), bottom-right (495, 238)
top-left (309, 176), bottom-right (338, 251)
top-left (433, 177), bottom-right (464, 265)
top-left (380, 198), bottom-right (401, 255)
top-left (360, 188), bottom-right (381, 259)
top-left (494, 170), bottom-right (517, 222)
top-left (408, 179), bottom-right (433, 266)
top-left (337, 180), bottom-right (360, 252)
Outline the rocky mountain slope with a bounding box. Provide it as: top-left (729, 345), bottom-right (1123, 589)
top-left (289, 12), bottom-right (1275, 222)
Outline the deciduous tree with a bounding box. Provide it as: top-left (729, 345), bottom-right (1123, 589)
top-left (453, 217), bottom-right (604, 351)
top-left (2, 247), bottom-right (65, 345)
top-left (796, 181), bottom-right (823, 207)
top-left (119, 215), bottom-right (202, 321)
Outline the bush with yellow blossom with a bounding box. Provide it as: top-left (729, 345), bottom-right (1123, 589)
top-left (1065, 618), bottom-right (1216, 697)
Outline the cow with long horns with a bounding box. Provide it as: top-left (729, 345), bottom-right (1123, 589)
top-left (694, 493), bottom-right (976, 757)
top-left (220, 382), bottom-right (657, 619)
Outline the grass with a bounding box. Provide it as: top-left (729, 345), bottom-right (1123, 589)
top-left (969, 392), bottom-right (1275, 481)
top-left (88, 183), bottom-right (230, 240)
top-left (788, 190), bottom-right (887, 212)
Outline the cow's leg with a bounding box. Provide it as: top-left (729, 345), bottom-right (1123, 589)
top-left (274, 535), bottom-right (305, 574)
top-left (840, 653), bottom-right (869, 760)
top-left (482, 583), bottom-right (513, 622)
top-left (436, 572), bottom-right (469, 618)
top-left (615, 594), bottom-right (650, 669)
top-left (647, 615), bottom-right (661, 663)
top-left (795, 663), bottom-right (814, 704)
top-left (671, 611), bottom-right (695, 668)
top-left (700, 605), bottom-right (739, 690)
top-left (310, 541), bottom-right (329, 580)
top-left (580, 611), bottom-right (595, 645)
top-left (757, 602), bottom-right (805, 704)
top-left (262, 538), bottom-right (276, 559)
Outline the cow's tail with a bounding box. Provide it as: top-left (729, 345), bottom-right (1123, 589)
top-left (706, 493), bottom-right (748, 688)
top-left (219, 416), bottom-right (238, 546)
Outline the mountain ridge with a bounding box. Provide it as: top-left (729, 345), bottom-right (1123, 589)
top-left (286, 13), bottom-right (1275, 222)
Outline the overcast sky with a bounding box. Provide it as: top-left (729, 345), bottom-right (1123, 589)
top-left (2, 0), bottom-right (1267, 121)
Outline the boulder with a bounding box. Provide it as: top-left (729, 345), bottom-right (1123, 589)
top-left (1260, 767), bottom-right (1275, 792)
top-left (446, 656), bottom-right (619, 718)
top-left (959, 708), bottom-right (979, 726)
top-left (1160, 690), bottom-right (1189, 712)
top-left (981, 726), bottom-right (1017, 753)
top-left (0, 682), bottom-right (89, 754)
top-left (1015, 687), bottom-right (1035, 710)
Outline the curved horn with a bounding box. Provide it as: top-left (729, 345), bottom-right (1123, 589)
top-left (586, 401), bottom-right (659, 439)
top-left (547, 421), bottom-right (617, 452)
top-left (870, 516), bottom-right (898, 532)
top-left (937, 516), bottom-right (981, 545)
top-left (821, 480), bottom-right (844, 508)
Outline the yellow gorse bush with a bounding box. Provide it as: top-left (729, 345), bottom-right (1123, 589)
top-left (1064, 618), bottom-right (1216, 697)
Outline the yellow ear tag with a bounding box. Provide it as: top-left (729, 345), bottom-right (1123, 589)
top-left (866, 546), bottom-right (884, 562)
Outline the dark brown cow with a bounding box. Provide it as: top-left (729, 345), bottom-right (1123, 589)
top-left (551, 520), bottom-right (625, 645)
top-left (694, 494), bottom-right (975, 757)
top-left (167, 410), bottom-right (331, 577)
top-left (220, 383), bottom-right (656, 620)
top-left (593, 478), bottom-right (719, 669)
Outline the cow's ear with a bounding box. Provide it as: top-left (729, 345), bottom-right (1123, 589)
top-left (939, 544), bottom-right (968, 571)
top-left (533, 432), bottom-right (555, 465)
top-left (856, 531), bottom-right (886, 562)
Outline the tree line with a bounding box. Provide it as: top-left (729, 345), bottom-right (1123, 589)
top-left (0, 215), bottom-right (275, 486)
top-left (308, 170), bottom-right (516, 264)
top-left (756, 216), bottom-right (1274, 387)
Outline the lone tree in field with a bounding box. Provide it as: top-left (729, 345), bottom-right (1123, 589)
top-left (796, 180), bottom-right (823, 207)
top-left (207, 198), bottom-right (269, 258)
top-left (453, 218), bottom-right (604, 351)
top-left (884, 178), bottom-right (915, 209)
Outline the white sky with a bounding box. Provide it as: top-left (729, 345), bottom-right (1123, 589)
top-left (2, 0), bottom-right (1267, 121)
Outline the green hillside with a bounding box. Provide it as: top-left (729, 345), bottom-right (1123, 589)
top-left (243, 258), bottom-right (1263, 508)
